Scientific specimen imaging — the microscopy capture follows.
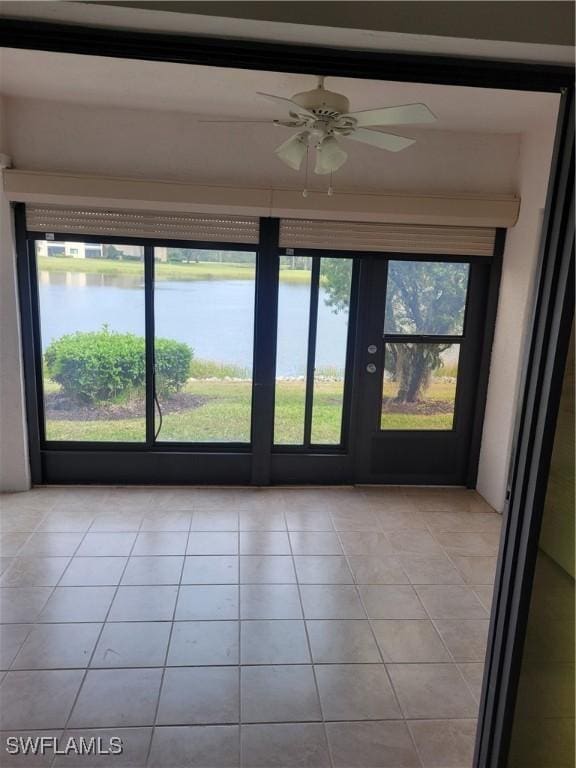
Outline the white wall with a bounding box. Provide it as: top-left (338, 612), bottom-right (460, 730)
top-left (476, 121), bottom-right (558, 511)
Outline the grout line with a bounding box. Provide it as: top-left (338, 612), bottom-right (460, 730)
top-left (284, 506), bottom-right (335, 768)
top-left (50, 514), bottom-right (147, 768)
top-left (144, 511), bottom-right (193, 767)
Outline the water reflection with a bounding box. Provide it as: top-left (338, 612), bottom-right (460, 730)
top-left (40, 271), bottom-right (144, 289)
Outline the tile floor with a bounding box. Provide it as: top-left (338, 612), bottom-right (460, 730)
top-left (0, 486), bottom-right (501, 767)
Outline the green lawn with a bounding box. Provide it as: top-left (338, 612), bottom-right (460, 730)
top-left (38, 256), bottom-right (310, 284)
top-left (44, 377), bottom-right (456, 442)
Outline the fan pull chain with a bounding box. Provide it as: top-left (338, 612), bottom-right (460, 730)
top-left (302, 146), bottom-right (310, 198)
top-left (327, 171), bottom-right (334, 197)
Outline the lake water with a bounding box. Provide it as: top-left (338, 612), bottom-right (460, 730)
top-left (38, 272), bottom-right (350, 376)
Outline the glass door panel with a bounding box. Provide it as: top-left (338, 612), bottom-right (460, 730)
top-left (381, 343), bottom-right (460, 430)
top-left (36, 241), bottom-right (146, 442)
top-left (273, 255), bottom-right (354, 447)
top-left (153, 247), bottom-right (256, 442)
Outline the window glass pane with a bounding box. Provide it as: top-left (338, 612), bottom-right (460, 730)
top-left (36, 241), bottom-right (146, 442)
top-left (274, 257), bottom-right (312, 444)
top-left (311, 257), bottom-right (353, 444)
top-left (384, 261), bottom-right (469, 335)
top-left (153, 248), bottom-right (256, 442)
top-left (381, 343), bottom-right (459, 430)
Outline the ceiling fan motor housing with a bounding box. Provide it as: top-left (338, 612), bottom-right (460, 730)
top-left (292, 87), bottom-right (350, 118)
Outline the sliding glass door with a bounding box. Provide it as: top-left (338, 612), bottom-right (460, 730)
top-left (153, 247), bottom-right (256, 443)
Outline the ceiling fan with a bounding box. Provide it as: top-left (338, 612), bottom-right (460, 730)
top-left (202, 77), bottom-right (436, 176)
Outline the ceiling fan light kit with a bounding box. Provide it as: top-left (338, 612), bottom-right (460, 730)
top-left (205, 76), bottom-right (437, 191)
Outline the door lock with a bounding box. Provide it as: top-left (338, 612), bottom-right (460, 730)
top-left (367, 344), bottom-right (378, 354)
top-left (366, 363), bottom-right (377, 374)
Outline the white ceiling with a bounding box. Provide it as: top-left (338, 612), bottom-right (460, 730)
top-left (0, 48), bottom-right (559, 135)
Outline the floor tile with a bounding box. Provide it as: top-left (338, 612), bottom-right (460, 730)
top-left (284, 510), bottom-right (334, 531)
top-left (240, 532), bottom-right (291, 555)
top-left (240, 584), bottom-right (302, 619)
top-left (387, 530), bottom-right (443, 555)
top-left (289, 532), bottom-right (342, 555)
top-left (182, 555), bottom-right (239, 584)
top-left (0, 557), bottom-right (70, 587)
top-left (60, 557), bottom-right (127, 586)
top-left (168, 621), bottom-right (239, 665)
top-left (108, 585), bottom-right (178, 621)
top-left (241, 620), bottom-right (309, 664)
top-left (315, 664), bottom-right (401, 721)
top-left (0, 624), bottom-right (32, 669)
top-left (148, 725), bottom-right (239, 767)
top-left (158, 667), bottom-right (239, 725)
top-left (38, 587), bottom-right (115, 622)
top-left (433, 531), bottom-right (500, 556)
top-left (69, 668), bottom-right (163, 727)
top-left (132, 532), bottom-right (187, 556)
top-left (121, 555), bottom-right (183, 585)
top-left (338, 532), bottom-right (394, 557)
top-left (11, 623), bottom-right (101, 669)
top-left (347, 556), bottom-right (408, 584)
top-left (450, 555), bottom-right (497, 585)
top-left (0, 587), bottom-right (53, 623)
top-left (176, 585), bottom-right (239, 620)
top-left (331, 511), bottom-right (382, 532)
top-left (37, 511), bottom-right (95, 533)
top-left (0, 729), bottom-right (61, 767)
top-left (408, 719), bottom-right (477, 767)
top-left (20, 533), bottom-right (83, 557)
top-left (191, 510), bottom-right (239, 531)
top-left (375, 510), bottom-right (429, 531)
top-left (0, 557), bottom-right (13, 575)
top-left (241, 665), bottom-right (321, 723)
top-left (457, 662), bottom-right (485, 700)
top-left (359, 586), bottom-right (427, 619)
top-left (473, 586), bottom-right (494, 611)
top-left (0, 511), bottom-right (46, 534)
top-left (92, 622), bottom-right (171, 667)
top-left (89, 512), bottom-right (144, 532)
top-left (54, 727), bottom-right (152, 767)
top-left (400, 554), bottom-right (464, 585)
top-left (239, 511), bottom-right (286, 531)
top-left (300, 585), bottom-right (366, 619)
top-left (76, 533), bottom-right (136, 557)
top-left (187, 532), bottom-right (239, 555)
top-left (0, 532), bottom-right (30, 557)
top-left (326, 720), bottom-right (420, 767)
top-left (415, 586), bottom-right (488, 619)
top-left (294, 555), bottom-right (353, 584)
top-left (307, 620), bottom-right (380, 663)
top-left (372, 620), bottom-right (451, 662)
top-left (435, 619), bottom-right (490, 661)
top-left (240, 556), bottom-right (296, 584)
top-left (140, 511), bottom-right (192, 531)
top-left (0, 669), bottom-right (83, 728)
top-left (424, 510), bottom-right (501, 532)
top-left (387, 663), bottom-right (478, 718)
top-left (242, 723), bottom-right (330, 768)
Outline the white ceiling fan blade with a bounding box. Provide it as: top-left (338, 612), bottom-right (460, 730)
top-left (342, 103), bottom-right (436, 128)
top-left (344, 129), bottom-right (415, 152)
top-left (257, 92), bottom-right (316, 117)
top-left (314, 136), bottom-right (348, 175)
top-left (275, 132), bottom-right (309, 171)
top-left (198, 119), bottom-right (303, 127)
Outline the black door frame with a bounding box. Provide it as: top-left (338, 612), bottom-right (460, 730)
top-left (3, 19), bottom-right (574, 768)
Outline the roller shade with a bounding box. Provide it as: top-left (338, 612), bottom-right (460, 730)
top-left (279, 219), bottom-right (497, 256)
top-left (25, 205), bottom-right (260, 244)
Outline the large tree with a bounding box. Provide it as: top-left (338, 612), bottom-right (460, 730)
top-left (321, 259), bottom-right (468, 403)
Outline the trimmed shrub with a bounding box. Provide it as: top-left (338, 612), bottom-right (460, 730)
top-left (44, 328), bottom-right (192, 403)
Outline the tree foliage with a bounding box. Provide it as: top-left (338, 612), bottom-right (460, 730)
top-left (321, 259), bottom-right (468, 402)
